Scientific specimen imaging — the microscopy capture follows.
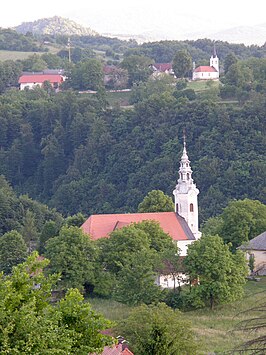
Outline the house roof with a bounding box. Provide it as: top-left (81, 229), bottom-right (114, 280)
top-left (194, 66), bottom-right (217, 73)
top-left (18, 74), bottom-right (63, 84)
top-left (153, 63), bottom-right (172, 72)
top-left (94, 344), bottom-right (134, 355)
top-left (81, 212), bottom-right (195, 241)
top-left (239, 231), bottom-right (266, 251)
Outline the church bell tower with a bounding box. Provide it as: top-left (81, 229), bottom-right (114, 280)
top-left (173, 136), bottom-right (201, 240)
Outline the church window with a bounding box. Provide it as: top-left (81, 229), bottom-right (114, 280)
top-left (176, 203), bottom-right (178, 212)
top-left (187, 173), bottom-right (190, 180)
top-left (190, 203), bottom-right (194, 212)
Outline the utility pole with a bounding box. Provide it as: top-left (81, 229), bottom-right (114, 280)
top-left (67, 37), bottom-right (71, 63)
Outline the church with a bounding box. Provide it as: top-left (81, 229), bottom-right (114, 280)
top-left (81, 139), bottom-right (201, 258)
top-left (192, 48), bottom-right (219, 81)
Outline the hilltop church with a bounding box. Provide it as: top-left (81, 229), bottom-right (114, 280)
top-left (192, 48), bottom-right (219, 80)
top-left (81, 140), bottom-right (201, 261)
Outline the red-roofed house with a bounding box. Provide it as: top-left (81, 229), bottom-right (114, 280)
top-left (192, 49), bottom-right (219, 80)
top-left (149, 63), bottom-right (175, 77)
top-left (19, 72), bottom-right (65, 90)
top-left (91, 343), bottom-right (134, 355)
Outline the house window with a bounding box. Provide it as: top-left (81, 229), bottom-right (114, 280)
top-left (190, 203), bottom-right (194, 212)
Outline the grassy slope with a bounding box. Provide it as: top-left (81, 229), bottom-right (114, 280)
top-left (89, 278), bottom-right (266, 354)
top-left (0, 50), bottom-right (38, 61)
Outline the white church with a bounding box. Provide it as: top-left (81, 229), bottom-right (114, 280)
top-left (82, 139), bottom-right (201, 288)
top-left (192, 48), bottom-right (219, 81)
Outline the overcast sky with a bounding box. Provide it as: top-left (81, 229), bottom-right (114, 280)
top-left (2, 0), bottom-right (266, 36)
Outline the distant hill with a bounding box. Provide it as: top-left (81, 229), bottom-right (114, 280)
top-left (15, 16), bottom-right (98, 37)
top-left (208, 23), bottom-right (266, 46)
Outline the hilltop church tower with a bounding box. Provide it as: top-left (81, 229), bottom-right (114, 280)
top-left (173, 138), bottom-right (201, 240)
top-left (210, 44), bottom-right (219, 74)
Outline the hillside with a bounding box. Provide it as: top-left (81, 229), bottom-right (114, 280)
top-left (15, 16), bottom-right (98, 37)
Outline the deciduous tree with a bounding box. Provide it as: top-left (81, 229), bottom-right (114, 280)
top-left (185, 235), bottom-right (248, 310)
top-left (117, 303), bottom-right (197, 355)
top-left (138, 189), bottom-right (174, 213)
top-left (172, 50), bottom-right (192, 78)
top-left (0, 230), bottom-right (27, 274)
top-left (45, 226), bottom-right (96, 291)
top-left (0, 253), bottom-right (114, 354)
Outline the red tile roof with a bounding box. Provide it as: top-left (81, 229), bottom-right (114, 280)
top-left (19, 74), bottom-right (63, 84)
top-left (153, 63), bottom-right (172, 72)
top-left (194, 66), bottom-right (217, 73)
top-left (81, 212), bottom-right (194, 241)
top-left (94, 344), bottom-right (134, 355)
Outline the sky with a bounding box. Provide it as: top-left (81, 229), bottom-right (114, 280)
top-left (1, 0), bottom-right (266, 38)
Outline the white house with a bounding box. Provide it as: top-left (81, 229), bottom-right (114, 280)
top-left (19, 70), bottom-right (66, 90)
top-left (192, 49), bottom-right (219, 81)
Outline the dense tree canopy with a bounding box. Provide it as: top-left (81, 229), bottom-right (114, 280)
top-left (96, 221), bottom-right (177, 304)
top-left (45, 226), bottom-right (96, 290)
top-left (0, 253), bottom-right (114, 354)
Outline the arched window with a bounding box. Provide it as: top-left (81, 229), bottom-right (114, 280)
top-left (190, 203), bottom-right (194, 212)
top-left (187, 173), bottom-right (190, 180)
top-left (176, 203), bottom-right (178, 212)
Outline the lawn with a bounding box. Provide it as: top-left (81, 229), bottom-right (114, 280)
top-left (106, 90), bottom-right (131, 107)
top-left (0, 50), bottom-right (38, 61)
top-left (89, 277), bottom-right (266, 354)
top-left (187, 79), bottom-right (221, 92)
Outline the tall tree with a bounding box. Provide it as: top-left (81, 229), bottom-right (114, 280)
top-left (138, 190), bottom-right (174, 213)
top-left (121, 55), bottom-right (153, 86)
top-left (172, 50), bottom-right (192, 78)
top-left (185, 235), bottom-right (248, 310)
top-left (45, 226), bottom-right (96, 291)
top-left (219, 199), bottom-right (266, 250)
top-left (0, 230), bottom-right (27, 274)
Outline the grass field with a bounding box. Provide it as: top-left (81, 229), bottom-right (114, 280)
top-left (187, 79), bottom-right (221, 92)
top-left (0, 50), bottom-right (39, 61)
top-left (89, 277), bottom-right (266, 354)
top-left (106, 90), bottom-right (131, 107)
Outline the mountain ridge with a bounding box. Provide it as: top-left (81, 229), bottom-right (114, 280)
top-left (15, 16), bottom-right (98, 37)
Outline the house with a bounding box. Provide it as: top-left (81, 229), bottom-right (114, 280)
top-left (18, 70), bottom-right (66, 90)
top-left (239, 231), bottom-right (266, 275)
top-left (91, 336), bottom-right (134, 355)
top-left (150, 63), bottom-right (174, 77)
top-left (81, 139), bottom-right (201, 288)
top-left (192, 48), bottom-right (219, 80)
top-left (95, 343), bottom-right (133, 355)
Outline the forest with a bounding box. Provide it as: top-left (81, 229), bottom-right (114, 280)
top-left (0, 83), bottom-right (265, 221)
top-left (0, 26), bottom-right (265, 354)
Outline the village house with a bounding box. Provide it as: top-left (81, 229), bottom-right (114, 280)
top-left (239, 231), bottom-right (266, 276)
top-left (18, 69), bottom-right (66, 90)
top-left (149, 63), bottom-right (175, 77)
top-left (81, 139), bottom-right (201, 288)
top-left (192, 48), bottom-right (219, 80)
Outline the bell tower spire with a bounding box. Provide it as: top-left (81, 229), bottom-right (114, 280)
top-left (173, 134), bottom-right (201, 239)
